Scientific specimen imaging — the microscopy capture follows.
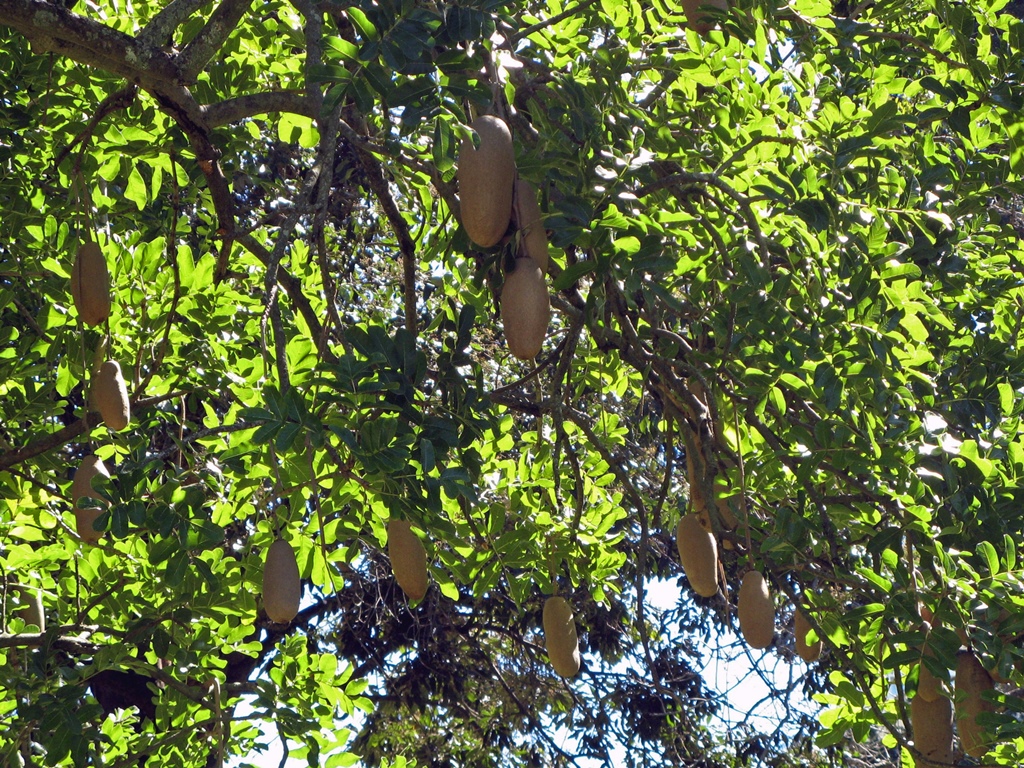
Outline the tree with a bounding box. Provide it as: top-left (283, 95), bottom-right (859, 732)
top-left (0, 0), bottom-right (1023, 765)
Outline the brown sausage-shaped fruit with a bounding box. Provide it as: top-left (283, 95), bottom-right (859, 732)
top-left (543, 596), bottom-right (581, 678)
top-left (70, 241), bottom-right (112, 326)
top-left (387, 519), bottom-right (429, 601)
top-left (956, 649), bottom-right (995, 758)
top-left (262, 538), bottom-right (301, 623)
top-left (794, 608), bottom-right (821, 663)
top-left (93, 360), bottom-right (130, 431)
top-left (676, 513), bottom-right (718, 597)
top-left (912, 692), bottom-right (953, 767)
top-left (13, 586), bottom-right (45, 631)
top-left (917, 630), bottom-right (944, 702)
top-left (70, 454), bottom-right (110, 544)
top-left (501, 257), bottom-right (549, 360)
top-left (457, 116), bottom-right (516, 248)
top-left (738, 570), bottom-right (774, 649)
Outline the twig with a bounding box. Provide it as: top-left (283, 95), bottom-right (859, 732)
top-left (148, 421), bottom-right (259, 461)
top-left (11, 296), bottom-right (45, 337)
top-left (511, 0), bottom-right (602, 43)
top-left (235, 233), bottom-right (330, 360)
top-left (636, 170), bottom-right (770, 269)
top-left (52, 84), bottom-right (138, 168)
top-left (855, 29), bottom-right (969, 71)
top-left (488, 329), bottom-right (575, 407)
top-left (106, 719), bottom-right (221, 768)
top-left (352, 139), bottom-right (421, 339)
top-left (713, 135), bottom-right (803, 179)
top-left (136, 152), bottom-right (183, 396)
top-left (565, 406), bottom-right (647, 515)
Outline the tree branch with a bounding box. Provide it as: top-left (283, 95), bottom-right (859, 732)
top-left (147, 81), bottom-right (236, 265)
top-left (202, 91), bottom-right (315, 128)
top-left (0, 419), bottom-right (87, 473)
top-left (138, 0), bottom-right (211, 49)
top-left (0, 0), bottom-right (181, 85)
top-left (177, 0), bottom-right (254, 82)
top-left (0, 0), bottom-right (238, 269)
top-left (0, 392), bottom-right (186, 473)
top-left (235, 234), bottom-right (335, 364)
top-left (0, 631), bottom-right (98, 654)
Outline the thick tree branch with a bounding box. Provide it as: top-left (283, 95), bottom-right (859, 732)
top-left (138, 0), bottom-right (211, 49)
top-left (0, 419), bottom-right (87, 473)
top-left (0, 392), bottom-right (188, 473)
top-left (148, 81), bottom-right (236, 254)
top-left (0, 0), bottom-right (237, 267)
top-left (177, 0), bottom-right (254, 82)
top-left (0, 631), bottom-right (98, 654)
top-left (0, 0), bottom-right (182, 85)
top-left (202, 91), bottom-right (315, 127)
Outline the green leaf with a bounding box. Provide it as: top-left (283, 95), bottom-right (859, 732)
top-left (323, 36), bottom-right (360, 62)
top-left (1004, 111), bottom-right (1024, 176)
top-left (978, 540), bottom-right (999, 575)
top-left (346, 7), bottom-right (380, 41)
top-left (125, 164), bottom-right (148, 210)
top-left (959, 440), bottom-right (995, 478)
top-left (614, 235), bottom-right (640, 255)
top-left (552, 260), bottom-right (595, 290)
top-left (855, 567), bottom-right (892, 593)
top-left (439, 580), bottom-right (459, 601)
top-left (998, 382), bottom-right (1013, 415)
top-left (278, 113), bottom-right (319, 149)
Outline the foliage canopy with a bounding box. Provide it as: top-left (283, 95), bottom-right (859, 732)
top-left (1, 0), bottom-right (1024, 766)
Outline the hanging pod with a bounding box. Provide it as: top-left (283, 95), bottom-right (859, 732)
top-left (680, 0), bottom-right (728, 34)
top-left (543, 596), bottom-right (581, 678)
top-left (676, 513), bottom-right (718, 598)
top-left (387, 519), bottom-right (429, 601)
top-left (911, 692), bottom-right (954, 767)
top-left (955, 649), bottom-right (996, 758)
top-left (262, 538), bottom-right (301, 623)
top-left (513, 180), bottom-right (549, 274)
top-left (93, 360), bottom-right (130, 431)
top-left (738, 570), bottom-right (774, 649)
top-left (70, 454), bottom-right (110, 544)
top-left (794, 609), bottom-right (821, 663)
top-left (916, 634), bottom-right (944, 703)
top-left (12, 586), bottom-right (45, 631)
top-left (915, 600), bottom-right (945, 701)
top-left (500, 256), bottom-right (550, 360)
top-left (70, 241), bottom-right (111, 326)
top-left (457, 115), bottom-right (516, 248)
